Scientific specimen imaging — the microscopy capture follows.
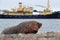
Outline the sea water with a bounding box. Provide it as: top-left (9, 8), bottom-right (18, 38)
top-left (0, 19), bottom-right (60, 33)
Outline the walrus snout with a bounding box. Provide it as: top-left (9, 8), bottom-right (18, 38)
top-left (32, 30), bottom-right (37, 33)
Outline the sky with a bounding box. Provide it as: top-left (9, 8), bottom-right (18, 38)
top-left (0, 0), bottom-right (60, 11)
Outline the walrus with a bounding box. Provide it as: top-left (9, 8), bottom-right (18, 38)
top-left (1, 21), bottom-right (42, 34)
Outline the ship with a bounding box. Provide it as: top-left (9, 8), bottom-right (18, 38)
top-left (0, 0), bottom-right (60, 19)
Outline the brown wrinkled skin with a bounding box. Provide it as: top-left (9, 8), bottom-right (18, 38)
top-left (1, 21), bottom-right (42, 34)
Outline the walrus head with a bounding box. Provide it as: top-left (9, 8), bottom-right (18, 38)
top-left (30, 21), bottom-right (42, 34)
top-left (21, 21), bottom-right (42, 34)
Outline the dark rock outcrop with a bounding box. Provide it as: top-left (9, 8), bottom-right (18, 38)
top-left (1, 21), bottom-right (42, 34)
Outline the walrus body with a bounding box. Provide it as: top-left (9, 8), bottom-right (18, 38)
top-left (1, 21), bottom-right (42, 34)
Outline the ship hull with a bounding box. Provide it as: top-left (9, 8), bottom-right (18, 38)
top-left (0, 14), bottom-right (60, 19)
top-left (0, 12), bottom-right (60, 19)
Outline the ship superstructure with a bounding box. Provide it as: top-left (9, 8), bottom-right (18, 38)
top-left (0, 2), bottom-right (33, 15)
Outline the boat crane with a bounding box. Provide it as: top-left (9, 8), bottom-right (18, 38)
top-left (36, 0), bottom-right (53, 15)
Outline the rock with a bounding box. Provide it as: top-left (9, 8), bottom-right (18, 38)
top-left (1, 21), bottom-right (42, 34)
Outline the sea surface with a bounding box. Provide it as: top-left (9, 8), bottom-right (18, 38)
top-left (0, 19), bottom-right (60, 34)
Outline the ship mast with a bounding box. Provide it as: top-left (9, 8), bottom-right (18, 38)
top-left (46, 0), bottom-right (50, 11)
